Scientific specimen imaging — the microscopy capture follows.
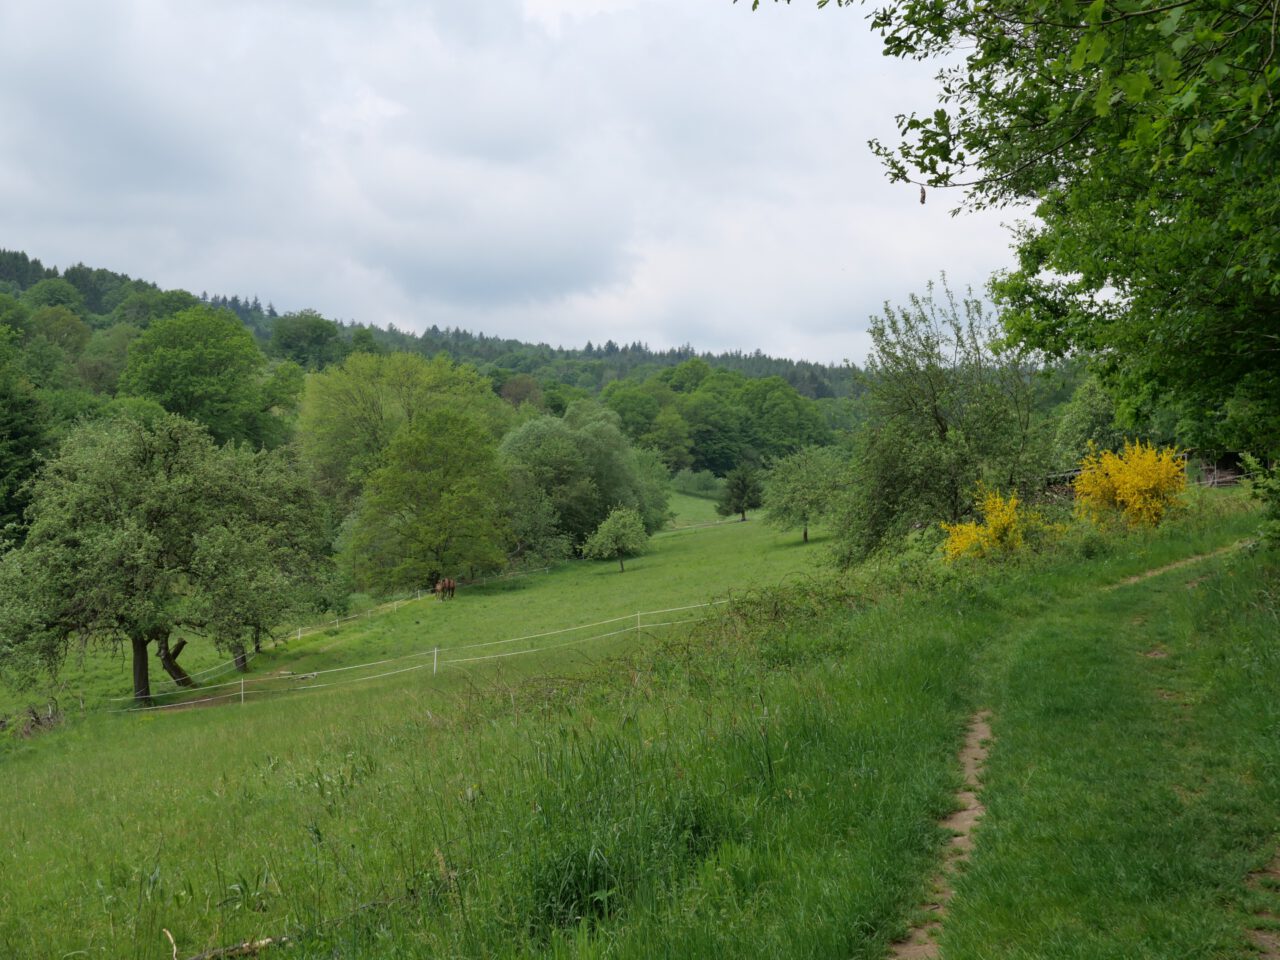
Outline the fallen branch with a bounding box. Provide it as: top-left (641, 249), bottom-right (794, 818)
top-left (182, 936), bottom-right (289, 960)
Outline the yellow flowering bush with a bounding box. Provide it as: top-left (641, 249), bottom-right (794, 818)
top-left (1073, 440), bottom-right (1186, 527)
top-left (942, 485), bottom-right (1025, 562)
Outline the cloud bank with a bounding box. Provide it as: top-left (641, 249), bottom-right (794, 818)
top-left (0, 0), bottom-right (1017, 364)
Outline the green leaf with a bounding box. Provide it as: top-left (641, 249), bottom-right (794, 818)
top-left (1086, 32), bottom-right (1109, 64)
top-left (1093, 75), bottom-right (1114, 117)
top-left (1116, 73), bottom-right (1153, 102)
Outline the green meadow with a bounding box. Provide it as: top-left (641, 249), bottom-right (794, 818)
top-left (1, 492), bottom-right (1277, 959)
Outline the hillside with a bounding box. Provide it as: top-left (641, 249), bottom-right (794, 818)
top-left (0, 491), bottom-right (1275, 959)
top-left (0, 248), bottom-right (855, 399)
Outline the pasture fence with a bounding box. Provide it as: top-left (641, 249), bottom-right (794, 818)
top-left (108, 600), bottom-right (730, 714)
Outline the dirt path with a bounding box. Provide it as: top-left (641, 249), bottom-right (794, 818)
top-left (889, 710), bottom-right (993, 959)
top-left (1249, 852), bottom-right (1280, 958)
top-left (1104, 541), bottom-right (1245, 591)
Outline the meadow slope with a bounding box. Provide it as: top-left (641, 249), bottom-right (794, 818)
top-left (0, 494), bottom-right (1275, 959)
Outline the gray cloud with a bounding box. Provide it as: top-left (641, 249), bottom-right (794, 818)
top-left (0, 0), bottom-right (1017, 364)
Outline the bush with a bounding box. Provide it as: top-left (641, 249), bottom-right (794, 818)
top-left (1073, 440), bottom-right (1186, 528)
top-left (671, 468), bottom-right (724, 499)
top-left (1242, 454), bottom-right (1280, 548)
top-left (941, 486), bottom-right (1025, 562)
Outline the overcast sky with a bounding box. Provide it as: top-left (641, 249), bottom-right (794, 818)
top-left (0, 0), bottom-right (1019, 365)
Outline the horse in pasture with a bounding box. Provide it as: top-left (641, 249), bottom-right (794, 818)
top-left (435, 577), bottom-right (456, 601)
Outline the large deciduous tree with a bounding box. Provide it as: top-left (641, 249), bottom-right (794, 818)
top-left (500, 403), bottom-right (671, 547)
top-left (861, 0), bottom-right (1278, 455)
top-left (298, 351), bottom-right (511, 512)
top-left (343, 409), bottom-right (510, 592)
top-left (760, 1), bottom-right (1279, 453)
top-left (0, 414), bottom-right (330, 703)
top-left (118, 305), bottom-right (297, 447)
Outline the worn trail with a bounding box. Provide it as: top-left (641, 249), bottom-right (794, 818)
top-left (889, 710), bottom-right (992, 959)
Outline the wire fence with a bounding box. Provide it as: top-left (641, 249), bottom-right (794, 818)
top-left (124, 567), bottom-right (559, 701)
top-left (108, 600), bottom-right (729, 714)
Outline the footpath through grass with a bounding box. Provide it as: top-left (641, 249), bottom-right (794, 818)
top-left (940, 533), bottom-right (1280, 958)
top-left (0, 493), bottom-right (1275, 959)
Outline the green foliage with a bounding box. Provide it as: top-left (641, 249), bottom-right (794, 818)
top-left (862, 0), bottom-right (1280, 456)
top-left (20, 278), bottom-right (84, 315)
top-left (1052, 374), bottom-right (1126, 470)
top-left (832, 279), bottom-right (1049, 563)
top-left (344, 409), bottom-right (509, 592)
top-left (762, 445), bottom-right (845, 542)
top-left (1242, 454), bottom-right (1280, 548)
top-left (501, 403), bottom-right (670, 548)
top-left (269, 309), bottom-right (347, 370)
top-left (75, 323), bottom-right (139, 394)
top-left (298, 351), bottom-right (510, 512)
top-left (0, 367), bottom-right (45, 536)
top-left (671, 468), bottom-right (725, 500)
top-left (118, 306), bottom-right (288, 446)
top-left (581, 506), bottom-right (650, 571)
top-left (716, 464), bottom-right (764, 521)
top-left (0, 414), bottom-right (330, 700)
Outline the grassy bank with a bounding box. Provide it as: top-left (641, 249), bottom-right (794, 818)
top-left (0, 493), bottom-right (1273, 958)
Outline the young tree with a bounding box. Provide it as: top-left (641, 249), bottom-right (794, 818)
top-left (716, 464), bottom-right (764, 522)
top-left (832, 280), bottom-right (1047, 562)
top-left (763, 446), bottom-right (845, 543)
top-left (582, 507), bottom-right (650, 572)
top-left (0, 414), bottom-right (330, 703)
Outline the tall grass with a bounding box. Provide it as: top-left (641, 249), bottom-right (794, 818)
top-left (0, 490), bottom-right (1268, 958)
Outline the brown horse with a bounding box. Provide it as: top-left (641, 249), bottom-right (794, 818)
top-left (434, 577), bottom-right (456, 601)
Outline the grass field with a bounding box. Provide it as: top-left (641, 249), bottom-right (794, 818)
top-left (0, 491), bottom-right (1275, 959)
top-left (0, 495), bottom-right (808, 719)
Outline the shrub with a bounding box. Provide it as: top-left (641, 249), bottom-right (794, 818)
top-left (671, 468), bottom-right (724, 499)
top-left (941, 485), bottom-right (1025, 562)
top-left (1073, 440), bottom-right (1186, 528)
top-left (1242, 454), bottom-right (1280, 548)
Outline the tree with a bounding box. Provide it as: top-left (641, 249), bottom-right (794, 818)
top-left (763, 446), bottom-right (845, 543)
top-left (21, 278), bottom-right (84, 315)
top-left (0, 363), bottom-right (46, 536)
top-left (831, 280), bottom-right (1047, 562)
top-left (500, 403), bottom-right (671, 547)
top-left (582, 507), bottom-right (650, 572)
top-left (298, 351), bottom-right (510, 512)
top-left (118, 306), bottom-right (288, 446)
top-left (269, 309), bottom-right (347, 369)
top-left (716, 465), bottom-right (764, 522)
top-left (0, 415), bottom-right (330, 702)
top-left (850, 0), bottom-right (1280, 456)
top-left (343, 409), bottom-right (509, 592)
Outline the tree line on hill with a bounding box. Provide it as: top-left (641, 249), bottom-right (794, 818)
top-left (0, 250), bottom-right (849, 702)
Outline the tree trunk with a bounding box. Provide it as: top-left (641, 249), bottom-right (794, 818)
top-left (803, 524), bottom-right (809, 543)
top-left (252, 625), bottom-right (262, 655)
top-left (740, 510), bottom-right (747, 521)
top-left (131, 635), bottom-right (152, 704)
top-left (618, 555), bottom-right (625, 573)
top-left (233, 644), bottom-right (248, 673)
top-left (155, 632), bottom-right (196, 687)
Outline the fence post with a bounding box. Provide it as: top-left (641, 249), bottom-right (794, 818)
top-left (296, 627), bottom-right (301, 642)
top-left (636, 611), bottom-right (641, 634)
top-left (240, 678), bottom-right (245, 706)
top-left (433, 647), bottom-right (438, 675)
